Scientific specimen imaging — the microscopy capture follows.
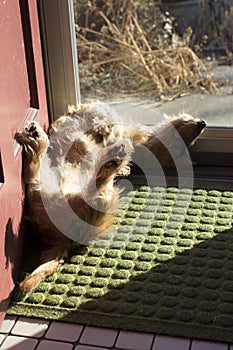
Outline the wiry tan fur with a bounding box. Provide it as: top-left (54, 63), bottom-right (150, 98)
top-left (15, 101), bottom-right (206, 294)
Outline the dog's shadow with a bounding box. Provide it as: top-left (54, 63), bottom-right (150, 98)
top-left (2, 217), bottom-right (26, 312)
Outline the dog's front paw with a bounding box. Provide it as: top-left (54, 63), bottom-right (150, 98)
top-left (15, 121), bottom-right (49, 155)
top-left (108, 143), bottom-right (127, 159)
top-left (96, 141), bottom-right (132, 180)
top-left (16, 121), bottom-right (40, 142)
top-left (102, 143), bottom-right (128, 172)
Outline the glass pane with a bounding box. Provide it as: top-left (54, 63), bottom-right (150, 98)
top-left (73, 0), bottom-right (233, 128)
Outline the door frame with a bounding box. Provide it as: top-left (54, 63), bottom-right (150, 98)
top-left (190, 127), bottom-right (233, 169)
top-left (37, 0), bottom-right (81, 122)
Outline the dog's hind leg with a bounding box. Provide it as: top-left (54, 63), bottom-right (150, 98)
top-left (19, 245), bottom-right (68, 295)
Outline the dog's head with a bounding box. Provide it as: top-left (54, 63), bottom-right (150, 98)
top-left (169, 113), bottom-right (206, 147)
top-left (145, 113), bottom-right (206, 168)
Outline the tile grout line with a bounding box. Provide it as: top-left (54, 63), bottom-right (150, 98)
top-left (0, 315), bottom-right (18, 343)
top-left (1, 316), bottom-right (51, 349)
top-left (2, 316), bottom-right (233, 349)
top-left (72, 324), bottom-right (86, 349)
top-left (34, 318), bottom-right (55, 350)
top-left (150, 333), bottom-right (156, 350)
top-left (151, 333), bottom-right (156, 350)
top-left (113, 329), bottom-right (121, 349)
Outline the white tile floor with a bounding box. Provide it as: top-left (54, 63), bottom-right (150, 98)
top-left (0, 315), bottom-right (232, 350)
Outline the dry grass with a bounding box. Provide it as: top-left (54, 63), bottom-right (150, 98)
top-left (193, 0), bottom-right (233, 62)
top-left (75, 0), bottom-right (219, 100)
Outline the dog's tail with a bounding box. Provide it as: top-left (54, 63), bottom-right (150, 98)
top-left (19, 246), bottom-right (68, 295)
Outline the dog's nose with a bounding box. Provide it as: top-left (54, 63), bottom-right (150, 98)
top-left (198, 120), bottom-right (206, 129)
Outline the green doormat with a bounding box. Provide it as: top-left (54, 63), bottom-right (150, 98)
top-left (8, 185), bottom-right (233, 343)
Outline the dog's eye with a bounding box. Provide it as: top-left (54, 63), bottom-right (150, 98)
top-left (32, 131), bottom-right (39, 138)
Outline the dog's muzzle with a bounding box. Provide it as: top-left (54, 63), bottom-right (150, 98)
top-left (198, 120), bottom-right (206, 130)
